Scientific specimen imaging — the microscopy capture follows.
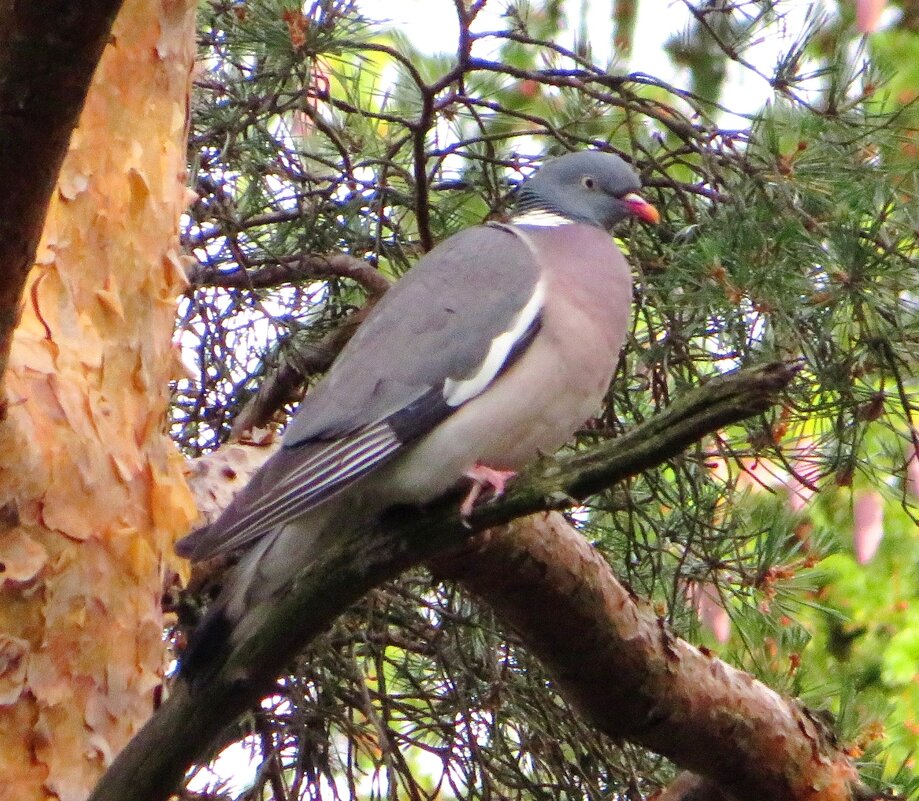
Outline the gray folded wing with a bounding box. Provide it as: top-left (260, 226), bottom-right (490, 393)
top-left (176, 223), bottom-right (543, 560)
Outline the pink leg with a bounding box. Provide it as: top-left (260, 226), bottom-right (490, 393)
top-left (460, 463), bottom-right (517, 517)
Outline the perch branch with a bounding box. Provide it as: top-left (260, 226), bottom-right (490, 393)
top-left (90, 362), bottom-right (807, 801)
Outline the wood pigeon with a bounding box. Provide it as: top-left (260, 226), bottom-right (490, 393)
top-left (176, 151), bottom-right (658, 675)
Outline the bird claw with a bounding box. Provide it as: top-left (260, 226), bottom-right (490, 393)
top-left (460, 463), bottom-right (517, 518)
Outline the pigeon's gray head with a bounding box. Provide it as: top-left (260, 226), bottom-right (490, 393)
top-left (515, 151), bottom-right (659, 230)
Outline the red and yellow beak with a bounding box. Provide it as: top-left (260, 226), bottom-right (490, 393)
top-left (622, 192), bottom-right (660, 224)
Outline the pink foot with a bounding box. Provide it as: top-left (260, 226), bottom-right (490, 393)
top-left (460, 463), bottom-right (517, 517)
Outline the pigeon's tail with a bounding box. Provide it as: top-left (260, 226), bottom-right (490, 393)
top-left (177, 522), bottom-right (309, 684)
top-left (178, 601), bottom-right (235, 682)
top-left (178, 494), bottom-right (375, 685)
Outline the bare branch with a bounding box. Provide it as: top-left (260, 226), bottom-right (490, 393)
top-left (188, 252), bottom-right (393, 295)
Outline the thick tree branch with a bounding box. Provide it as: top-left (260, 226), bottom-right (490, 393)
top-left (90, 362), bottom-right (801, 801)
top-left (0, 0), bottom-right (125, 390)
top-left (432, 514), bottom-right (863, 801)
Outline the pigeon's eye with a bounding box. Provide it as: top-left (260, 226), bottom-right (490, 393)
top-left (581, 176), bottom-right (595, 189)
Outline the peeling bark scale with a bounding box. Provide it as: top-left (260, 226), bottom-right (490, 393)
top-left (0, 2), bottom-right (197, 799)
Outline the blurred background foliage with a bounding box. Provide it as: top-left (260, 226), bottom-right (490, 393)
top-left (173, 0), bottom-right (919, 797)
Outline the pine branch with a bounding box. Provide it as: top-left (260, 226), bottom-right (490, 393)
top-left (91, 361), bottom-right (809, 801)
top-left (432, 513), bottom-right (862, 801)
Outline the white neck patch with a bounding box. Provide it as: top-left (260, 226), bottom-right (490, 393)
top-left (508, 209), bottom-right (574, 228)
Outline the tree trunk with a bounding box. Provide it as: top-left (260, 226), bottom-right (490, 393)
top-left (0, 2), bottom-right (197, 799)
